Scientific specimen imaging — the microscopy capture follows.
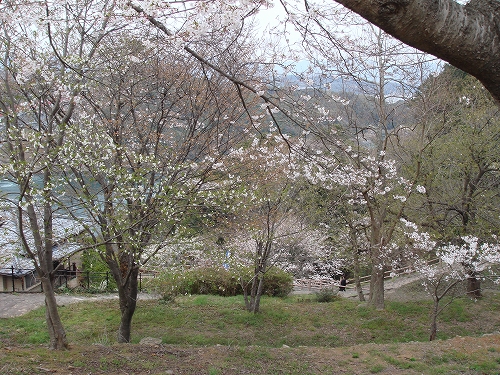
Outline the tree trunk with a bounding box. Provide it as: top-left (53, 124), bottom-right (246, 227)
top-left (42, 278), bottom-right (69, 350)
top-left (369, 266), bottom-right (385, 309)
top-left (117, 268), bottom-right (139, 343)
top-left (243, 269), bottom-right (266, 314)
top-left (252, 276), bottom-right (265, 313)
top-left (333, 0), bottom-right (500, 105)
top-left (429, 298), bottom-right (439, 341)
top-left (353, 249), bottom-right (366, 302)
top-left (466, 275), bottom-right (481, 299)
top-left (368, 219), bottom-right (385, 309)
top-left (249, 273), bottom-right (259, 312)
top-left (118, 299), bottom-right (136, 343)
top-left (355, 277), bottom-right (366, 302)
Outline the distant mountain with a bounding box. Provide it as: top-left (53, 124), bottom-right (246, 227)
top-left (276, 73), bottom-right (408, 99)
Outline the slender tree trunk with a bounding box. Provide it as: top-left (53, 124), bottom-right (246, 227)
top-left (23, 198), bottom-right (68, 350)
top-left (252, 276), bottom-right (265, 313)
top-left (369, 267), bottom-right (385, 309)
top-left (249, 273), bottom-right (259, 312)
top-left (368, 222), bottom-right (385, 309)
top-left (243, 268), bottom-right (266, 314)
top-left (466, 274), bottom-right (481, 298)
top-left (42, 277), bottom-right (69, 350)
top-left (245, 238), bottom-right (269, 314)
top-left (104, 243), bottom-right (140, 344)
top-left (353, 249), bottom-right (366, 302)
top-left (429, 298), bottom-right (439, 341)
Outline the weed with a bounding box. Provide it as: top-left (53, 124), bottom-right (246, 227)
top-left (99, 357), bottom-right (109, 371)
top-left (472, 361), bottom-right (499, 371)
top-left (315, 287), bottom-right (338, 303)
top-left (193, 295), bottom-right (209, 306)
top-left (378, 353), bottom-right (419, 370)
top-left (72, 360), bottom-right (85, 367)
top-left (369, 364), bottom-right (384, 373)
top-left (93, 325), bottom-right (112, 345)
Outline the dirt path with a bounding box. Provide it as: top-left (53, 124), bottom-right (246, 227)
top-left (0, 293), bottom-right (157, 318)
top-left (0, 273), bottom-right (426, 318)
top-left (294, 272), bottom-right (428, 300)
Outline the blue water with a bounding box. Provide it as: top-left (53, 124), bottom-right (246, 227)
top-left (0, 180), bottom-right (19, 194)
top-left (0, 179), bottom-right (88, 217)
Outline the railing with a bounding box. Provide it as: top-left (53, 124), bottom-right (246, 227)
top-left (75, 270), bottom-right (157, 293)
top-left (3, 258), bottom-right (441, 293)
top-left (293, 258), bottom-right (441, 292)
top-left (293, 278), bottom-right (347, 291)
top-left (0, 266), bottom-right (157, 293)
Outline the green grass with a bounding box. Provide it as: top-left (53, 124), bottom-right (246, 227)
top-left (1, 293), bottom-right (498, 348)
top-left (1, 292), bottom-right (500, 374)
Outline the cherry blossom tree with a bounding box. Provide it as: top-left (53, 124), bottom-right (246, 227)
top-left (214, 138), bottom-right (305, 313)
top-left (404, 65), bottom-right (500, 298)
top-left (321, 195), bottom-right (371, 301)
top-left (0, 0), bottom-right (262, 345)
top-left (0, 0), bottom-right (119, 349)
top-left (275, 6), bottom-right (436, 309)
top-left (58, 32), bottom-right (257, 341)
top-left (401, 220), bottom-right (500, 340)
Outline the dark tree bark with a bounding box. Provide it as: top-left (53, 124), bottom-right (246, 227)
top-left (105, 246), bottom-right (140, 343)
top-left (466, 275), bottom-right (482, 298)
top-left (352, 249), bottom-right (366, 302)
top-left (463, 265), bottom-right (482, 298)
top-left (333, 0), bottom-right (500, 104)
top-left (42, 278), bottom-right (69, 349)
top-left (242, 240), bottom-right (269, 314)
top-left (116, 269), bottom-right (139, 343)
top-left (369, 267), bottom-right (385, 309)
top-left (429, 298), bottom-right (439, 341)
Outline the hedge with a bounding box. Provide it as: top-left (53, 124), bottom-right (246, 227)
top-left (145, 266), bottom-right (293, 299)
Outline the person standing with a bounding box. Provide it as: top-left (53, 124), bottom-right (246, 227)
top-left (339, 276), bottom-right (347, 292)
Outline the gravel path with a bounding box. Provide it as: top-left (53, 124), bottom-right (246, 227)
top-left (0, 273), bottom-right (425, 319)
top-left (293, 272), bottom-right (426, 299)
top-left (0, 292), bottom-right (157, 318)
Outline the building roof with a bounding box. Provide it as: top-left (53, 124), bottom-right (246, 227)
top-left (0, 214), bottom-right (83, 276)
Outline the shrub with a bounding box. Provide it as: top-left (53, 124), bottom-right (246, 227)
top-left (146, 266), bottom-right (293, 299)
top-left (315, 287), bottom-right (339, 303)
top-left (239, 267), bottom-right (294, 297)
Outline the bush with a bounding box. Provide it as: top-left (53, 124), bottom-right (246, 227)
top-left (146, 266), bottom-right (293, 299)
top-left (239, 267), bottom-right (294, 298)
top-left (315, 287), bottom-right (339, 303)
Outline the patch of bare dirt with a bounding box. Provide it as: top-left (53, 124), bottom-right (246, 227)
top-left (2, 334), bottom-right (500, 374)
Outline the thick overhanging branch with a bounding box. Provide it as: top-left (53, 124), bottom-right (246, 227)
top-left (333, 0), bottom-right (500, 104)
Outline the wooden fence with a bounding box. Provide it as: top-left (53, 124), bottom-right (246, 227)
top-left (293, 258), bottom-right (440, 292)
top-left (0, 267), bottom-right (157, 293)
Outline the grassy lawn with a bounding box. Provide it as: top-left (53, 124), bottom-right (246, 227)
top-left (1, 292), bottom-right (500, 374)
